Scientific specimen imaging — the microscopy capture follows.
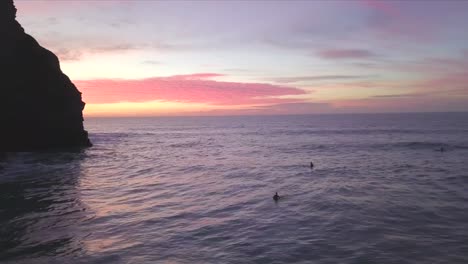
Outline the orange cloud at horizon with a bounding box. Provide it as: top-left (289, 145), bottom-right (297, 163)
top-left (76, 73), bottom-right (307, 105)
top-left (83, 100), bottom-right (265, 117)
top-left (77, 73), bottom-right (313, 116)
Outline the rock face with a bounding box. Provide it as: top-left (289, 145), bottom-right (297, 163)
top-left (0, 0), bottom-right (91, 151)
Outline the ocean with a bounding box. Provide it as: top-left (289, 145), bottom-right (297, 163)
top-left (1, 112), bottom-right (468, 264)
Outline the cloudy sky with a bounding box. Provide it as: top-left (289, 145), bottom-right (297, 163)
top-left (16, 0), bottom-right (468, 116)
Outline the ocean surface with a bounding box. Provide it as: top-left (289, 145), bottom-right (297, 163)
top-left (1, 113), bottom-right (468, 264)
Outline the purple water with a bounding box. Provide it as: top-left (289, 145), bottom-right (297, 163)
top-left (1, 113), bottom-right (468, 263)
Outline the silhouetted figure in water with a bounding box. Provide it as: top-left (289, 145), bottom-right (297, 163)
top-left (273, 192), bottom-right (280, 202)
top-left (440, 147), bottom-right (445, 152)
top-left (310, 162), bottom-right (314, 169)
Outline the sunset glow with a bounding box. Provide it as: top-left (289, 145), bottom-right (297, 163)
top-left (15, 0), bottom-right (468, 116)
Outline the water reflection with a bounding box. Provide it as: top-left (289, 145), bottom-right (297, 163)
top-left (0, 151), bottom-right (89, 262)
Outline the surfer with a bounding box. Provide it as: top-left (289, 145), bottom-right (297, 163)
top-left (310, 162), bottom-right (314, 169)
top-left (273, 192), bottom-right (280, 201)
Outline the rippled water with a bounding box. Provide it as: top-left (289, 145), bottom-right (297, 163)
top-left (1, 113), bottom-right (468, 263)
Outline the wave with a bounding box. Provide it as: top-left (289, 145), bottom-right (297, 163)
top-left (271, 128), bottom-right (468, 137)
top-left (380, 141), bottom-right (468, 150)
top-left (293, 141), bottom-right (468, 152)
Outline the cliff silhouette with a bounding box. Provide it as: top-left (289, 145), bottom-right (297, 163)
top-left (0, 0), bottom-right (91, 151)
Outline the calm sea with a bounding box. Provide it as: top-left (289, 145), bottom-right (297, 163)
top-left (1, 113), bottom-right (468, 264)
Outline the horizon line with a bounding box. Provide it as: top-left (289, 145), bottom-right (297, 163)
top-left (83, 111), bottom-right (468, 119)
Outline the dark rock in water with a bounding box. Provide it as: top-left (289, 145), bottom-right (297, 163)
top-left (0, 0), bottom-right (92, 151)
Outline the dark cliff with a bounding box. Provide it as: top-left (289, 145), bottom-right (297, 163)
top-left (0, 0), bottom-right (91, 151)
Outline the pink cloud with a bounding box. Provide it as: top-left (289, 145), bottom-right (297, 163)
top-left (196, 102), bottom-right (334, 116)
top-left (317, 49), bottom-right (375, 59)
top-left (358, 0), bottom-right (435, 42)
top-left (360, 0), bottom-right (400, 16)
top-left (417, 57), bottom-right (468, 74)
top-left (165, 73), bottom-right (224, 80)
top-left (413, 72), bottom-right (468, 95)
top-left (355, 53), bottom-right (468, 78)
top-left (76, 74), bottom-right (308, 105)
top-left (15, 1), bottom-right (130, 15)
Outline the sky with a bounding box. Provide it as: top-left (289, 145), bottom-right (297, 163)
top-left (15, 0), bottom-right (468, 116)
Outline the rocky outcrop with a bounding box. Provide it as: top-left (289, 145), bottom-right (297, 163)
top-left (0, 0), bottom-right (91, 151)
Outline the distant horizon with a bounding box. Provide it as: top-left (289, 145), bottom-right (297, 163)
top-left (16, 0), bottom-right (468, 116)
top-left (83, 110), bottom-right (468, 119)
